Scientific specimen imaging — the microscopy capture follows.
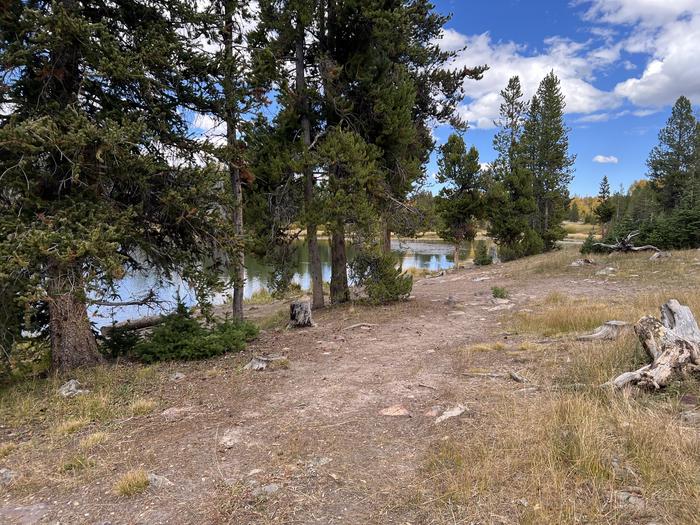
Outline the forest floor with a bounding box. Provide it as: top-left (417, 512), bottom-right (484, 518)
top-left (1, 246), bottom-right (699, 524)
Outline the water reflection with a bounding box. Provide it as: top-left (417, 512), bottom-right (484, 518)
top-left (92, 238), bottom-right (473, 327)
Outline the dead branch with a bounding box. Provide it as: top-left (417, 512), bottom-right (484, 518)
top-left (593, 231), bottom-right (660, 253)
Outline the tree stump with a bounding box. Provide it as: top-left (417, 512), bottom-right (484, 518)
top-left (609, 300), bottom-right (700, 389)
top-left (289, 300), bottom-right (314, 328)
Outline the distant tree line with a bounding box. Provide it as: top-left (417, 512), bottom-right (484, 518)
top-left (584, 96), bottom-right (700, 252)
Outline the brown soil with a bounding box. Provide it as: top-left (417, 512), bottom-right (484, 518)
top-left (0, 259), bottom-right (673, 524)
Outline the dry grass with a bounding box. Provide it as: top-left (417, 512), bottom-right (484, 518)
top-left (514, 288), bottom-right (700, 337)
top-left (128, 398), bottom-right (157, 416)
top-left (114, 469), bottom-right (150, 496)
top-left (54, 417), bottom-right (90, 436)
top-left (61, 453), bottom-right (96, 473)
top-left (79, 432), bottom-right (108, 451)
top-left (417, 383), bottom-right (699, 523)
top-left (245, 288), bottom-right (275, 305)
top-left (0, 442), bottom-right (17, 458)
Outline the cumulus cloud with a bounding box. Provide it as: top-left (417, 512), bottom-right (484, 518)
top-left (593, 155), bottom-right (619, 164)
top-left (583, 0), bottom-right (700, 107)
top-left (446, 32), bottom-right (621, 129)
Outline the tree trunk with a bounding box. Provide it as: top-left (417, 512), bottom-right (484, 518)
top-left (48, 274), bottom-right (102, 372)
top-left (330, 220), bottom-right (349, 303)
top-left (453, 245), bottom-right (460, 267)
top-left (380, 217), bottom-right (392, 254)
top-left (223, 2), bottom-right (245, 321)
top-left (296, 17), bottom-right (324, 310)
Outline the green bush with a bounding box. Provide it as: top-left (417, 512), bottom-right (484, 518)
top-left (491, 286), bottom-right (508, 299)
top-left (132, 304), bottom-right (258, 363)
top-left (473, 240), bottom-right (492, 266)
top-left (580, 230), bottom-right (596, 254)
top-left (350, 249), bottom-right (413, 304)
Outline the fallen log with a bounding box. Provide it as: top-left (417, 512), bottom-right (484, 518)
top-left (577, 321), bottom-right (630, 341)
top-left (593, 231), bottom-right (660, 253)
top-left (100, 315), bottom-right (164, 337)
top-left (609, 300), bottom-right (700, 389)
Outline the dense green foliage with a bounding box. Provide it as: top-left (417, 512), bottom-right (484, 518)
top-left (435, 134), bottom-right (483, 247)
top-left (592, 96), bottom-right (700, 251)
top-left (130, 304), bottom-right (258, 363)
top-left (349, 248), bottom-right (412, 304)
top-left (473, 240), bottom-right (492, 266)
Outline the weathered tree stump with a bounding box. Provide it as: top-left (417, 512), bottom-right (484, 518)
top-left (577, 320), bottom-right (630, 341)
top-left (609, 300), bottom-right (700, 389)
top-left (289, 300), bottom-right (314, 328)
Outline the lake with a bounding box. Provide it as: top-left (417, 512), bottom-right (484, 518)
top-left (91, 238), bottom-right (475, 327)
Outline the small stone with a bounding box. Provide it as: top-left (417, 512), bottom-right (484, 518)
top-left (596, 267), bottom-right (616, 276)
top-left (247, 469), bottom-right (263, 476)
top-left (614, 488), bottom-right (645, 510)
top-left (435, 405), bottom-right (467, 424)
top-left (308, 456), bottom-right (332, 467)
top-left (58, 379), bottom-right (89, 398)
top-left (0, 468), bottom-right (16, 485)
top-left (219, 428), bottom-right (243, 449)
top-left (680, 410), bottom-right (700, 425)
top-left (380, 404), bottom-right (411, 417)
top-left (680, 394), bottom-right (698, 407)
top-left (148, 473), bottom-right (174, 488)
top-left (169, 372), bottom-right (185, 381)
top-left (570, 258), bottom-right (596, 267)
top-left (252, 483), bottom-right (280, 497)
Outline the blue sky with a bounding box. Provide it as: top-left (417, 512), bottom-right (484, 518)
top-left (426, 0), bottom-right (700, 196)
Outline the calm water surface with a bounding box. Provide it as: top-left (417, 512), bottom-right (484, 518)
top-left (92, 239), bottom-right (474, 326)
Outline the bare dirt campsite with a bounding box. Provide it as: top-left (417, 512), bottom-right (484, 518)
top-left (1, 246), bottom-right (699, 524)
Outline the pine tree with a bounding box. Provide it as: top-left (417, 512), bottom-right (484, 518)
top-left (522, 72), bottom-right (575, 250)
top-left (487, 76), bottom-right (538, 253)
top-left (435, 134), bottom-right (483, 264)
top-left (594, 176), bottom-right (615, 237)
top-left (568, 201), bottom-right (580, 222)
top-left (647, 96), bottom-right (698, 211)
top-left (0, 1), bottom-right (238, 370)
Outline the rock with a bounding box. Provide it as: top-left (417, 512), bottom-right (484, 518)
top-left (570, 258), bottom-right (596, 267)
top-left (445, 295), bottom-right (458, 306)
top-left (680, 410), bottom-right (700, 425)
top-left (472, 276), bottom-right (491, 282)
top-left (424, 406), bottom-right (442, 417)
top-left (680, 394), bottom-right (698, 407)
top-left (0, 468), bottom-right (16, 485)
top-left (614, 488), bottom-right (645, 510)
top-left (0, 503), bottom-right (49, 524)
top-left (252, 483), bottom-right (280, 497)
top-left (308, 456), bottom-right (332, 467)
top-left (148, 473), bottom-right (174, 488)
top-left (650, 251), bottom-right (671, 261)
top-left (161, 406), bottom-right (194, 422)
top-left (219, 428), bottom-right (243, 448)
top-left (243, 355), bottom-right (286, 371)
top-left (380, 404), bottom-right (411, 417)
top-left (435, 404), bottom-right (466, 424)
top-left (169, 372), bottom-right (185, 381)
top-left (247, 468), bottom-right (263, 476)
top-left (58, 379), bottom-right (89, 398)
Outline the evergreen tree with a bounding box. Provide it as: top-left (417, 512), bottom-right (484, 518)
top-left (487, 76), bottom-right (538, 253)
top-left (647, 96), bottom-right (697, 211)
top-left (0, 1), bottom-right (238, 370)
top-left (594, 176), bottom-right (615, 236)
top-left (522, 72), bottom-right (575, 250)
top-left (568, 201), bottom-right (580, 222)
top-left (435, 134), bottom-right (483, 264)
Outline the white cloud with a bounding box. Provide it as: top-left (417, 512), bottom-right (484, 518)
top-left (444, 31), bottom-right (621, 129)
top-left (593, 154), bottom-right (619, 164)
top-left (583, 1), bottom-right (700, 107)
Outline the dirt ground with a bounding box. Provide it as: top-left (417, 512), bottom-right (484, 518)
top-left (1, 248), bottom-right (698, 524)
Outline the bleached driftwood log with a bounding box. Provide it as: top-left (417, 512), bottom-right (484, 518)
top-left (289, 299), bottom-right (314, 328)
top-left (593, 231), bottom-right (659, 253)
top-left (577, 320), bottom-right (630, 341)
top-left (610, 300), bottom-right (700, 389)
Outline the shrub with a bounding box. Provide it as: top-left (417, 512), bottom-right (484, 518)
top-left (580, 230), bottom-right (596, 254)
top-left (132, 303), bottom-right (258, 363)
top-left (350, 248), bottom-right (413, 304)
top-left (491, 286), bottom-right (508, 299)
top-left (101, 326), bottom-right (141, 358)
top-left (473, 240), bottom-right (492, 266)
